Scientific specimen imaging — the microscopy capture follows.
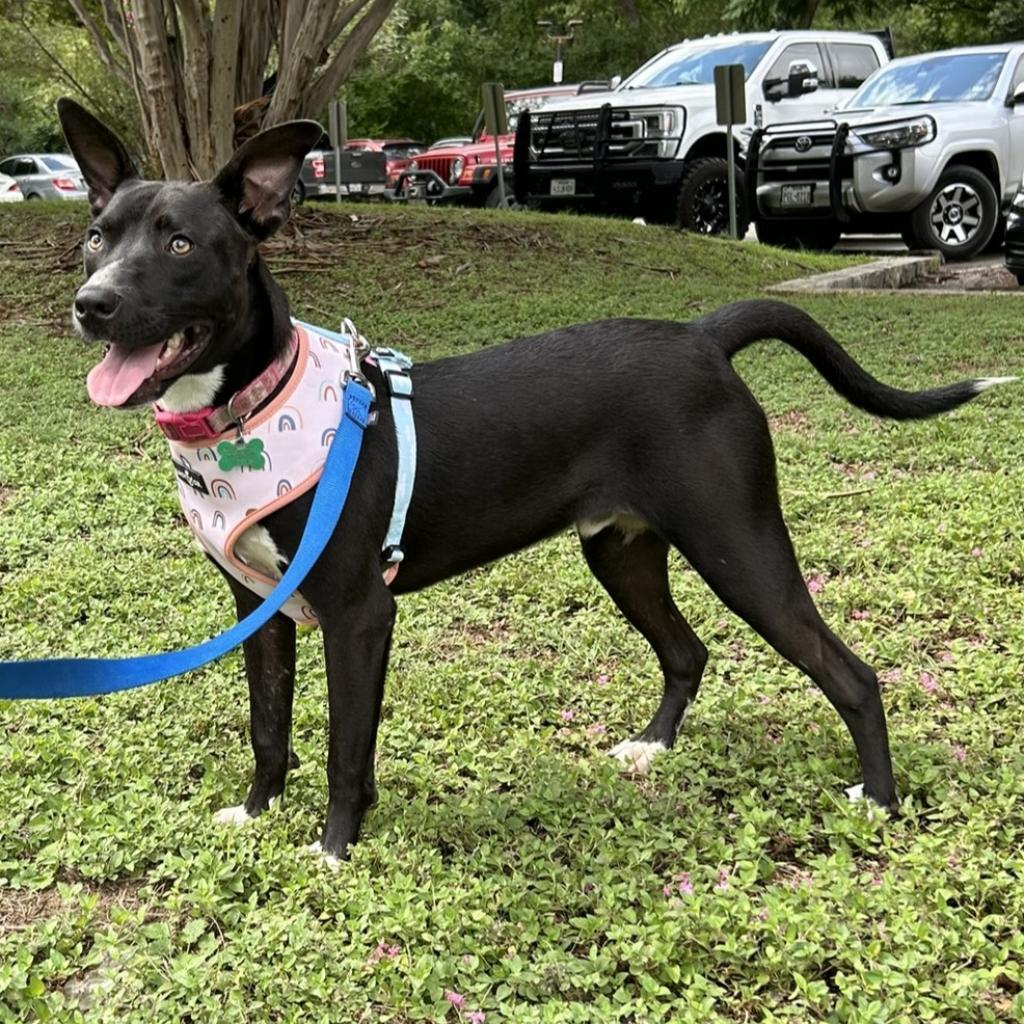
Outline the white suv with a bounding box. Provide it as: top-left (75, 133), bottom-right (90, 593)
top-left (750, 43), bottom-right (1024, 257)
top-left (514, 30), bottom-right (891, 234)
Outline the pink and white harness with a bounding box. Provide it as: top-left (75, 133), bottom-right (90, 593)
top-left (159, 323), bottom-right (371, 626)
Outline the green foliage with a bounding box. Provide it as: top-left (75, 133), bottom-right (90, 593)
top-left (1, 202), bottom-right (1023, 1022)
top-left (0, 17), bottom-right (139, 159)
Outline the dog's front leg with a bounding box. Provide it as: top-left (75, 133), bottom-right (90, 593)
top-left (214, 571), bottom-right (297, 825)
top-left (315, 581), bottom-right (396, 860)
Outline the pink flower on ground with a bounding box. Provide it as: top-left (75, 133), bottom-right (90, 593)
top-left (919, 672), bottom-right (938, 694)
top-left (467, 1013), bottom-right (486, 1024)
top-left (445, 991), bottom-right (466, 1009)
top-left (806, 574), bottom-right (826, 594)
top-left (939, 651), bottom-right (955, 664)
top-left (675, 872), bottom-right (694, 895)
top-left (757, 695), bottom-right (772, 705)
top-left (851, 609), bottom-right (870, 621)
top-left (586, 722), bottom-right (607, 736)
top-left (560, 708), bottom-right (576, 722)
top-left (662, 883), bottom-right (673, 897)
top-left (368, 941), bottom-right (400, 963)
top-left (596, 673), bottom-right (611, 687)
top-left (971, 547), bottom-right (983, 558)
top-left (878, 668), bottom-right (902, 685)
top-left (951, 745), bottom-right (966, 762)
top-left (715, 867), bottom-right (730, 891)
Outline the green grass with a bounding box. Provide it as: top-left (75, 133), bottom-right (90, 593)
top-left (0, 201), bottom-right (1022, 1023)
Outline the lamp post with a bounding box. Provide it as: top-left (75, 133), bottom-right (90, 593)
top-left (537, 19), bottom-right (583, 85)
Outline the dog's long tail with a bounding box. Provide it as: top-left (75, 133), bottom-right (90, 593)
top-left (700, 299), bottom-right (1016, 420)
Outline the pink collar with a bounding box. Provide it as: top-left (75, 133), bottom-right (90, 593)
top-left (153, 330), bottom-right (300, 441)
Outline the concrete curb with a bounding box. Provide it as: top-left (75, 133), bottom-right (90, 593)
top-left (767, 254), bottom-right (942, 294)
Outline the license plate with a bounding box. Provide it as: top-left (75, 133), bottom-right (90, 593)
top-left (550, 178), bottom-right (576, 196)
top-left (780, 184), bottom-right (814, 206)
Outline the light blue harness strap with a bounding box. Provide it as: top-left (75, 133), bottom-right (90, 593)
top-left (372, 347), bottom-right (416, 567)
top-left (0, 379), bottom-right (374, 701)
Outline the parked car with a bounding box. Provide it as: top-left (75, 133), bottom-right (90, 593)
top-left (297, 138), bottom-right (425, 200)
top-left (0, 153), bottom-right (86, 200)
top-left (0, 172), bottom-right (24, 202)
top-left (515, 30), bottom-right (892, 233)
top-left (396, 85), bottom-right (586, 207)
top-left (1006, 179), bottom-right (1024, 283)
top-left (750, 42), bottom-right (1024, 257)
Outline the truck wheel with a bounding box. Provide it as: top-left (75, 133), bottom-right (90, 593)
top-left (907, 165), bottom-right (998, 260)
top-left (677, 158), bottom-right (749, 237)
top-left (484, 186), bottom-right (504, 209)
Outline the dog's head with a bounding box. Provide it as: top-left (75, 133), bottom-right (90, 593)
top-left (57, 99), bottom-right (322, 408)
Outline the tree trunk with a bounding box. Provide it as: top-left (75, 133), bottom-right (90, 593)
top-left (67, 0), bottom-right (396, 181)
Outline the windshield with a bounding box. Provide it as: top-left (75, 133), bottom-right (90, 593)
top-left (42, 155), bottom-right (77, 171)
top-left (383, 144), bottom-right (424, 158)
top-left (850, 52), bottom-right (1006, 106)
top-left (623, 39), bottom-right (772, 89)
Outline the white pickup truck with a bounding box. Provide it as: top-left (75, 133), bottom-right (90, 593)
top-left (750, 43), bottom-right (1024, 257)
top-left (513, 30), bottom-right (892, 234)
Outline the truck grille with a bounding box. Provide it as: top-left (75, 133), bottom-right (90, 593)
top-left (530, 107), bottom-right (681, 162)
top-left (758, 127), bottom-right (851, 183)
top-left (414, 155), bottom-right (454, 180)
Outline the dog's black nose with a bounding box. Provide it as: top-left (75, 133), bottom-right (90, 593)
top-left (74, 285), bottom-right (121, 321)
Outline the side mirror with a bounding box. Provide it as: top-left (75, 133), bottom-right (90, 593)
top-left (1011, 81), bottom-right (1024, 106)
top-left (787, 60), bottom-right (819, 98)
top-left (611, 74), bottom-right (623, 89)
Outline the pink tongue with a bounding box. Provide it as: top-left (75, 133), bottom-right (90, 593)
top-left (86, 341), bottom-right (166, 407)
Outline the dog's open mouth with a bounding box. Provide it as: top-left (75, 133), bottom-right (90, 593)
top-left (86, 324), bottom-right (212, 407)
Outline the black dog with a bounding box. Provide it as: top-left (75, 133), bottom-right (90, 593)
top-left (58, 99), bottom-right (1011, 861)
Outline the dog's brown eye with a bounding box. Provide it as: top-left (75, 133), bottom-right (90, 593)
top-left (169, 235), bottom-right (193, 256)
top-left (86, 230), bottom-right (103, 252)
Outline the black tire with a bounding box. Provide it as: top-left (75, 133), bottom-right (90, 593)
top-left (906, 164), bottom-right (998, 260)
top-left (25, 192), bottom-right (40, 200)
top-left (484, 186), bottom-right (503, 209)
top-left (1016, 272), bottom-right (1024, 287)
top-left (291, 180), bottom-right (306, 205)
top-left (677, 157), bottom-right (749, 237)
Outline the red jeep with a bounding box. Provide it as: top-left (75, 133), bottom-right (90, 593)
top-left (396, 86), bottom-right (588, 207)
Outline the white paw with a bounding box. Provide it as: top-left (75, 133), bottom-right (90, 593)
top-left (845, 783), bottom-right (865, 803)
top-left (609, 739), bottom-right (666, 776)
top-left (213, 804), bottom-right (255, 826)
top-left (305, 841), bottom-right (340, 869)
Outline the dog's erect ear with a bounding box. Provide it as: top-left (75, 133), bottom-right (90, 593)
top-left (212, 120), bottom-right (324, 240)
top-left (56, 98), bottom-right (138, 215)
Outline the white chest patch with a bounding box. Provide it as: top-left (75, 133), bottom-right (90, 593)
top-left (234, 524), bottom-right (289, 579)
top-left (160, 365), bottom-right (227, 412)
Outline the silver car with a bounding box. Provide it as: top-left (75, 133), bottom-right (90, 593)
top-left (751, 43), bottom-right (1024, 257)
top-left (0, 153), bottom-right (87, 200)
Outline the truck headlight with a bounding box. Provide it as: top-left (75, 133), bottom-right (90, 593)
top-left (450, 157), bottom-right (465, 184)
top-left (854, 117), bottom-right (935, 149)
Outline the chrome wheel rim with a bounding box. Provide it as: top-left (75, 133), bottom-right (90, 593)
top-left (930, 182), bottom-right (983, 247)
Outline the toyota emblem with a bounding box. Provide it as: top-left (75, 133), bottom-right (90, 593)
top-left (794, 135), bottom-right (813, 153)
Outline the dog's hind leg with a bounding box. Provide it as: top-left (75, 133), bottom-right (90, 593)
top-left (213, 575), bottom-right (297, 826)
top-left (580, 526), bottom-right (708, 775)
top-left (653, 420), bottom-right (897, 809)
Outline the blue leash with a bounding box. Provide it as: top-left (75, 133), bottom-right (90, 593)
top-left (0, 378), bottom-right (374, 700)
